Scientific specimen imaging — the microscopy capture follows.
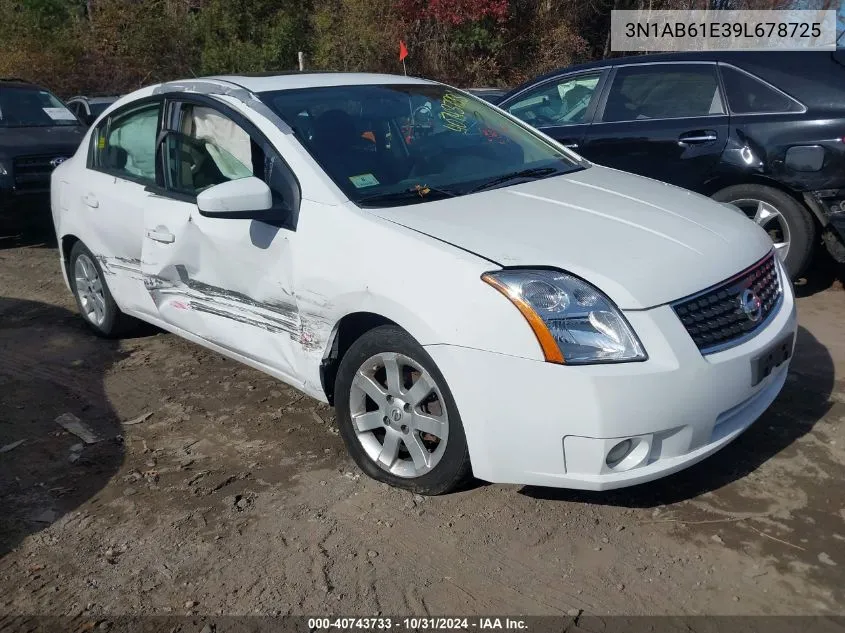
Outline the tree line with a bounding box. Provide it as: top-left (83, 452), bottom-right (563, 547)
top-left (0, 0), bottom-right (820, 97)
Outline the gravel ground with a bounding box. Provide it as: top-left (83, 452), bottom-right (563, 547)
top-left (0, 226), bottom-right (844, 619)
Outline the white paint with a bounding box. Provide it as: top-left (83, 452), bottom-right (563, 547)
top-left (51, 71), bottom-right (797, 490)
top-left (197, 177), bottom-right (272, 213)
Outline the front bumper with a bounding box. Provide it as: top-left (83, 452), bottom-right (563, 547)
top-left (425, 275), bottom-right (797, 490)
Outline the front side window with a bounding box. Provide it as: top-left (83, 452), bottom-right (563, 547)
top-left (163, 104), bottom-right (254, 196)
top-left (507, 73), bottom-right (602, 127)
top-left (720, 65), bottom-right (803, 114)
top-left (162, 101), bottom-right (299, 211)
top-left (92, 102), bottom-right (160, 184)
top-left (0, 87), bottom-right (80, 128)
top-left (602, 64), bottom-right (725, 123)
top-left (259, 83), bottom-right (585, 207)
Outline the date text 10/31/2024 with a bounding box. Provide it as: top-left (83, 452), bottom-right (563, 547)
top-left (306, 617), bottom-right (529, 630)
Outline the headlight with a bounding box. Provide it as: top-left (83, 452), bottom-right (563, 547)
top-left (482, 269), bottom-right (646, 364)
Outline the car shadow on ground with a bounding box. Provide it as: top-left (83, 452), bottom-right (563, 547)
top-left (794, 247), bottom-right (845, 298)
top-left (519, 325), bottom-right (835, 507)
top-left (0, 297), bottom-right (128, 557)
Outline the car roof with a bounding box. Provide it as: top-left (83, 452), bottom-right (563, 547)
top-left (0, 78), bottom-right (41, 91)
top-left (206, 72), bottom-right (437, 93)
top-left (68, 95), bottom-right (119, 102)
top-left (501, 51), bottom-right (841, 102)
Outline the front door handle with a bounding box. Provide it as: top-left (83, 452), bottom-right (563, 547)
top-left (82, 193), bottom-right (99, 208)
top-left (562, 142), bottom-right (579, 149)
top-left (678, 130), bottom-right (718, 145)
top-left (145, 228), bottom-right (175, 244)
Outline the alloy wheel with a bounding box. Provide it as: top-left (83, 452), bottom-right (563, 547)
top-left (730, 198), bottom-right (791, 261)
top-left (74, 253), bottom-right (107, 326)
top-left (348, 352), bottom-right (449, 478)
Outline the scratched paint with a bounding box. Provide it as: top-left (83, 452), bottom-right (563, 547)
top-left (145, 265), bottom-right (301, 337)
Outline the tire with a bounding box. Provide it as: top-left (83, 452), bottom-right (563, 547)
top-left (68, 241), bottom-right (135, 338)
top-left (334, 325), bottom-right (471, 495)
top-left (711, 184), bottom-right (815, 280)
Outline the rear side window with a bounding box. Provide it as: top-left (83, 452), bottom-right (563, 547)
top-left (602, 64), bottom-right (724, 122)
top-left (92, 102), bottom-right (161, 184)
top-left (720, 65), bottom-right (804, 114)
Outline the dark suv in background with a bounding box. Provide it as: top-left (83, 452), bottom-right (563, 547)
top-left (0, 78), bottom-right (86, 228)
top-left (498, 51), bottom-right (845, 279)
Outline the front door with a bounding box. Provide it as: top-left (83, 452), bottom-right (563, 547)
top-left (580, 62), bottom-right (729, 192)
top-left (140, 97), bottom-right (302, 381)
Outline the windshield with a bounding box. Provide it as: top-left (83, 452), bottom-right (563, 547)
top-left (259, 83), bottom-right (585, 206)
top-left (0, 87), bottom-right (80, 127)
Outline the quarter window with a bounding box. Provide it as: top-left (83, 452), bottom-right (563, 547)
top-left (720, 65), bottom-right (803, 114)
top-left (602, 64), bottom-right (725, 123)
top-left (507, 73), bottom-right (602, 127)
top-left (92, 102), bottom-right (161, 184)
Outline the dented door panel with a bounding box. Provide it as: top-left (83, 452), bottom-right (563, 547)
top-left (140, 196), bottom-right (301, 381)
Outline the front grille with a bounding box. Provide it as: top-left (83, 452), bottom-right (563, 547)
top-left (672, 252), bottom-right (782, 354)
top-left (13, 154), bottom-right (64, 192)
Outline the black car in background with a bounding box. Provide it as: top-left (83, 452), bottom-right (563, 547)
top-left (0, 78), bottom-right (86, 225)
top-left (66, 95), bottom-right (120, 126)
top-left (498, 51), bottom-right (845, 279)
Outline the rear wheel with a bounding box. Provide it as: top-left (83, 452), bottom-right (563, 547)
top-left (69, 241), bottom-right (135, 337)
top-left (712, 184), bottom-right (815, 279)
top-left (334, 325), bottom-right (471, 495)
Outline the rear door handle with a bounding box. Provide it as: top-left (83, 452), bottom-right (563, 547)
top-left (145, 228), bottom-right (175, 244)
top-left (678, 130), bottom-right (718, 145)
top-left (82, 193), bottom-right (99, 208)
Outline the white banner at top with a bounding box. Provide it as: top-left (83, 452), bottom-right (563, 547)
top-left (611, 10), bottom-right (837, 52)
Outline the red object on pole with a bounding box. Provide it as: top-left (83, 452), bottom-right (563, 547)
top-left (399, 40), bottom-right (409, 62)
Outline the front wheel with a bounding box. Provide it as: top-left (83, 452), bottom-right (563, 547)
top-left (712, 184), bottom-right (815, 279)
top-left (334, 325), bottom-right (471, 495)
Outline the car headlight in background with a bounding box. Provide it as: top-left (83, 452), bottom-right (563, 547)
top-left (482, 269), bottom-right (646, 364)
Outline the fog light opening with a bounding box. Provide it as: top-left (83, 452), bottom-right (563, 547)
top-left (606, 439), bottom-right (635, 469)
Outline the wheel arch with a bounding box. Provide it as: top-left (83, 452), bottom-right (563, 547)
top-left (60, 234), bottom-right (82, 279)
top-left (319, 311), bottom-right (400, 405)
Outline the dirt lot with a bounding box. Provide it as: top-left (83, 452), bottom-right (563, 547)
top-left (1, 226), bottom-right (844, 619)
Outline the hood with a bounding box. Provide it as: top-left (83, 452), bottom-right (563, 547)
top-left (0, 125), bottom-right (86, 157)
top-left (370, 165), bottom-right (774, 309)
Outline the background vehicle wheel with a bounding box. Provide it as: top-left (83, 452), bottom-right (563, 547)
top-left (712, 184), bottom-right (815, 279)
top-left (69, 241), bottom-right (135, 338)
top-left (334, 325), bottom-right (471, 495)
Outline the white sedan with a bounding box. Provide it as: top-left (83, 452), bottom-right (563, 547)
top-left (51, 73), bottom-right (797, 494)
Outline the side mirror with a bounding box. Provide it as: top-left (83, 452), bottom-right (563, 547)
top-left (197, 177), bottom-right (273, 218)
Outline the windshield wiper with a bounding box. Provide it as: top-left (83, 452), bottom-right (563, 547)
top-left (356, 185), bottom-right (458, 207)
top-left (469, 167), bottom-right (561, 194)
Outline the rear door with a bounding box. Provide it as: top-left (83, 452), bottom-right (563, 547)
top-left (140, 96), bottom-right (302, 381)
top-left (500, 69), bottom-right (609, 152)
top-left (79, 99), bottom-right (162, 315)
top-left (580, 62), bottom-right (729, 192)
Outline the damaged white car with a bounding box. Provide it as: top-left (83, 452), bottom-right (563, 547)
top-left (51, 73), bottom-right (797, 494)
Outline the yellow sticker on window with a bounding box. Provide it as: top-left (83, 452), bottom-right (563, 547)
top-left (97, 135), bottom-right (106, 150)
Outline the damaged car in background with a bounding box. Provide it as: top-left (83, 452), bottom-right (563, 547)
top-left (498, 50), bottom-right (845, 279)
top-left (51, 73), bottom-right (796, 494)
